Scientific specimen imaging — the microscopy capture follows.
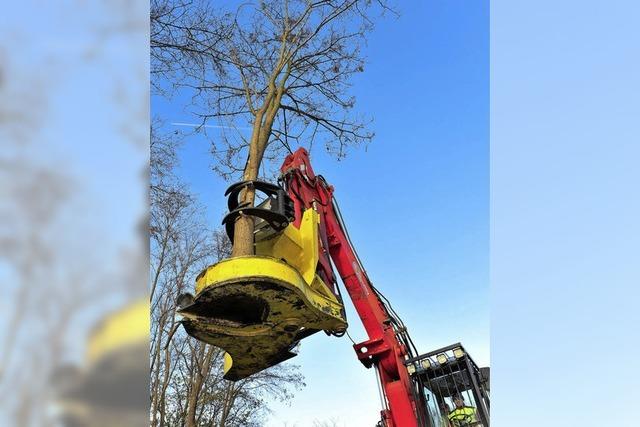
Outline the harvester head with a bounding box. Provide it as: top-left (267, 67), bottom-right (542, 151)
top-left (178, 185), bottom-right (347, 380)
top-left (177, 255), bottom-right (347, 380)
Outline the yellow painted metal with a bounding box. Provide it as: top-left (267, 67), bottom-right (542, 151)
top-left (255, 207), bottom-right (320, 285)
top-left (181, 256), bottom-right (347, 380)
top-left (223, 352), bottom-right (233, 375)
top-left (194, 256), bottom-right (344, 321)
top-left (179, 208), bottom-right (347, 381)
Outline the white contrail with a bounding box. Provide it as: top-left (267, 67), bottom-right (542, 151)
top-left (171, 122), bottom-right (252, 130)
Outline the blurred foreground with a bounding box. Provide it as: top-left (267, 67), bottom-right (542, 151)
top-left (0, 1), bottom-right (149, 425)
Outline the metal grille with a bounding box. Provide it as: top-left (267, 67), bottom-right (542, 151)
top-left (405, 344), bottom-right (490, 427)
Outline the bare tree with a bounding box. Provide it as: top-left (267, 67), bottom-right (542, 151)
top-left (151, 0), bottom-right (227, 96)
top-left (151, 0), bottom-right (393, 256)
top-left (150, 122), bottom-right (214, 425)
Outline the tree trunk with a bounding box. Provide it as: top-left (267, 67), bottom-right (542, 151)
top-left (230, 153), bottom-right (260, 257)
top-left (231, 83), bottom-right (286, 257)
top-left (231, 119), bottom-right (268, 257)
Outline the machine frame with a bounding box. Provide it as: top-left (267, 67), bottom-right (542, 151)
top-left (405, 343), bottom-right (490, 427)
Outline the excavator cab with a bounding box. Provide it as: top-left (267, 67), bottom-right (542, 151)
top-left (405, 344), bottom-right (490, 427)
top-left (177, 180), bottom-right (347, 380)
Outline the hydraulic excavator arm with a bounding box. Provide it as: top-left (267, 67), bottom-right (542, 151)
top-left (279, 149), bottom-right (423, 427)
top-left (178, 147), bottom-right (424, 426)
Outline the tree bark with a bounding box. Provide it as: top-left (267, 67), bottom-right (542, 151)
top-left (231, 80), bottom-right (288, 257)
top-left (230, 144), bottom-right (261, 257)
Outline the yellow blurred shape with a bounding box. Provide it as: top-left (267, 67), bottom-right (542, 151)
top-left (86, 299), bottom-right (149, 364)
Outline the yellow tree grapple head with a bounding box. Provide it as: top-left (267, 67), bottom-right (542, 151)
top-left (178, 208), bottom-right (347, 380)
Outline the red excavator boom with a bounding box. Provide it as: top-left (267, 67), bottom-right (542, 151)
top-left (280, 148), bottom-right (423, 427)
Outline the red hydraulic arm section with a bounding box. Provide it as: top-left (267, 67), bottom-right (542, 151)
top-left (280, 148), bottom-right (422, 427)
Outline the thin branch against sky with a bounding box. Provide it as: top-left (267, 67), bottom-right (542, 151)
top-left (171, 122), bottom-right (252, 130)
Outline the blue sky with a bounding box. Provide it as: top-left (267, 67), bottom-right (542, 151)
top-left (153, 1), bottom-right (488, 425)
